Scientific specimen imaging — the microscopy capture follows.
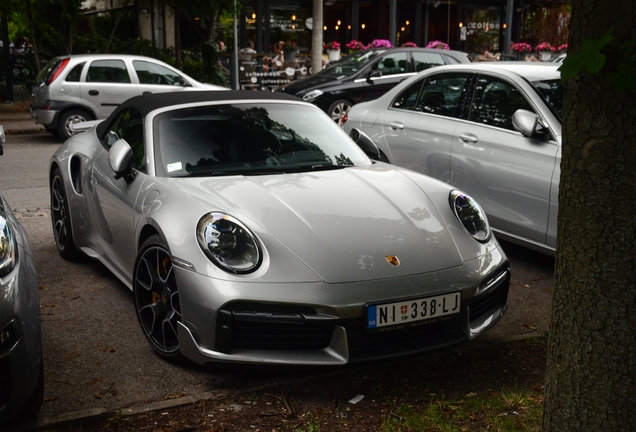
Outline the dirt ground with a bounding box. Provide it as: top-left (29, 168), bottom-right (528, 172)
top-left (36, 336), bottom-right (547, 432)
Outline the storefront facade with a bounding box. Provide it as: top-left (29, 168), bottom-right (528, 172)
top-left (238, 0), bottom-right (568, 57)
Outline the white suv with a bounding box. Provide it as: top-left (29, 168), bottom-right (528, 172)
top-left (31, 54), bottom-right (226, 140)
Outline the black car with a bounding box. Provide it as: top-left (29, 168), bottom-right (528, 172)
top-left (279, 47), bottom-right (470, 122)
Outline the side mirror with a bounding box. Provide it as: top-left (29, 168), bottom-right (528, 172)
top-left (350, 128), bottom-right (387, 162)
top-left (512, 109), bottom-right (539, 138)
top-left (367, 70), bottom-right (382, 81)
top-left (109, 138), bottom-right (134, 180)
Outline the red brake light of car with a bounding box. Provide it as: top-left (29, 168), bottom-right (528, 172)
top-left (46, 58), bottom-right (70, 85)
top-left (339, 113), bottom-right (348, 128)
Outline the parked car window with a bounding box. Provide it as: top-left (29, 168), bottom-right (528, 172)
top-left (443, 55), bottom-right (462, 65)
top-left (415, 73), bottom-right (472, 117)
top-left (133, 60), bottom-right (184, 85)
top-left (391, 78), bottom-right (424, 111)
top-left (65, 62), bottom-right (85, 82)
top-left (412, 52), bottom-right (445, 72)
top-left (87, 60), bottom-right (131, 83)
top-left (103, 109), bottom-right (145, 168)
top-left (531, 79), bottom-right (563, 120)
top-left (321, 49), bottom-right (386, 77)
top-left (372, 52), bottom-right (408, 76)
top-left (470, 75), bottom-right (535, 131)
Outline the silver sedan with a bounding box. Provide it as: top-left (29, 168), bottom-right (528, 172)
top-left (343, 63), bottom-right (562, 255)
top-left (50, 91), bottom-right (510, 366)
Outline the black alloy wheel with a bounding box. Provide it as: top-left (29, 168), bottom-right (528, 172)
top-left (50, 168), bottom-right (81, 260)
top-left (134, 235), bottom-right (183, 360)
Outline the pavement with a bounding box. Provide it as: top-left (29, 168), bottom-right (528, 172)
top-left (0, 85), bottom-right (46, 135)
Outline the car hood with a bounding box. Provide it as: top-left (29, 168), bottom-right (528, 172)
top-left (280, 74), bottom-right (342, 95)
top-left (175, 165), bottom-right (464, 283)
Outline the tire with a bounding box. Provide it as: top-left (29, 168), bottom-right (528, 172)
top-left (134, 235), bottom-right (184, 362)
top-left (57, 109), bottom-right (91, 140)
top-left (50, 167), bottom-right (82, 260)
top-left (327, 99), bottom-right (353, 123)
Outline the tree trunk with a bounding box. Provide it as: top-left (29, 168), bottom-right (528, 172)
top-left (311, 0), bottom-right (323, 75)
top-left (104, 9), bottom-right (124, 54)
top-left (25, 0), bottom-right (40, 74)
top-left (542, 1), bottom-right (636, 431)
top-left (174, 4), bottom-right (182, 70)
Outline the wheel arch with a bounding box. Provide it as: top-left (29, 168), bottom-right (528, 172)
top-left (138, 224), bottom-right (162, 253)
top-left (57, 104), bottom-right (97, 123)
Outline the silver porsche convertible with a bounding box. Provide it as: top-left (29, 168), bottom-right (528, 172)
top-left (49, 91), bottom-right (510, 366)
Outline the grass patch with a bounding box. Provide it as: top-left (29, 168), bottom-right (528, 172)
top-left (380, 387), bottom-right (543, 432)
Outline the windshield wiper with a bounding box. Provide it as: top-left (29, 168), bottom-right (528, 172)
top-left (309, 164), bottom-right (349, 171)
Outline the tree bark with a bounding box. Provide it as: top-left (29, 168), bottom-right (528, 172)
top-left (25, 0), bottom-right (40, 74)
top-left (543, 1), bottom-right (636, 431)
top-left (174, 4), bottom-right (182, 70)
top-left (311, 0), bottom-right (323, 75)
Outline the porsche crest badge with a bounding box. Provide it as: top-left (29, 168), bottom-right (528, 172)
top-left (385, 255), bottom-right (400, 267)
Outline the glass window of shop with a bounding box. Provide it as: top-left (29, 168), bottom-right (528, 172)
top-left (459, 7), bottom-right (502, 55)
top-left (244, 7), bottom-right (311, 53)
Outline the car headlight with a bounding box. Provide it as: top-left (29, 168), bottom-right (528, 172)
top-left (302, 89), bottom-right (324, 102)
top-left (449, 190), bottom-right (490, 242)
top-left (0, 213), bottom-right (17, 277)
top-left (197, 212), bottom-right (262, 274)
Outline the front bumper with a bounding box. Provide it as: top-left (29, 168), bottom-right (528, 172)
top-left (0, 243), bottom-right (42, 423)
top-left (176, 246), bottom-right (510, 366)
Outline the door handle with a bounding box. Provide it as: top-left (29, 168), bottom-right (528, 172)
top-left (458, 133), bottom-right (479, 143)
top-left (389, 122), bottom-right (404, 130)
top-left (88, 90), bottom-right (99, 96)
top-left (142, 91), bottom-right (152, 95)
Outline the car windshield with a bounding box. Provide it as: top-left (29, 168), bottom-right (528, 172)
top-left (531, 79), bottom-right (563, 121)
top-left (153, 103), bottom-right (370, 178)
top-left (319, 49), bottom-right (386, 77)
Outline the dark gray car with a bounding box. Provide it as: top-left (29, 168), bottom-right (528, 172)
top-left (0, 126), bottom-right (43, 425)
top-left (279, 47), bottom-right (470, 123)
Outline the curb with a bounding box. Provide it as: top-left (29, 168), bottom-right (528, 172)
top-left (6, 128), bottom-right (46, 135)
top-left (25, 393), bottom-right (216, 431)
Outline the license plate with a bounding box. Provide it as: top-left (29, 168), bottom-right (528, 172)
top-left (367, 292), bottom-right (461, 330)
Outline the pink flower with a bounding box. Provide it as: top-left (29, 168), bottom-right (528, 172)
top-left (346, 40), bottom-right (366, 50)
top-left (535, 42), bottom-right (555, 53)
top-left (402, 42), bottom-right (418, 48)
top-left (368, 39), bottom-right (392, 49)
top-left (325, 41), bottom-right (341, 50)
top-left (510, 42), bottom-right (532, 53)
top-left (426, 40), bottom-right (449, 50)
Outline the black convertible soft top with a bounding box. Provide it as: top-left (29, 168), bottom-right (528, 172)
top-left (96, 90), bottom-right (302, 137)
